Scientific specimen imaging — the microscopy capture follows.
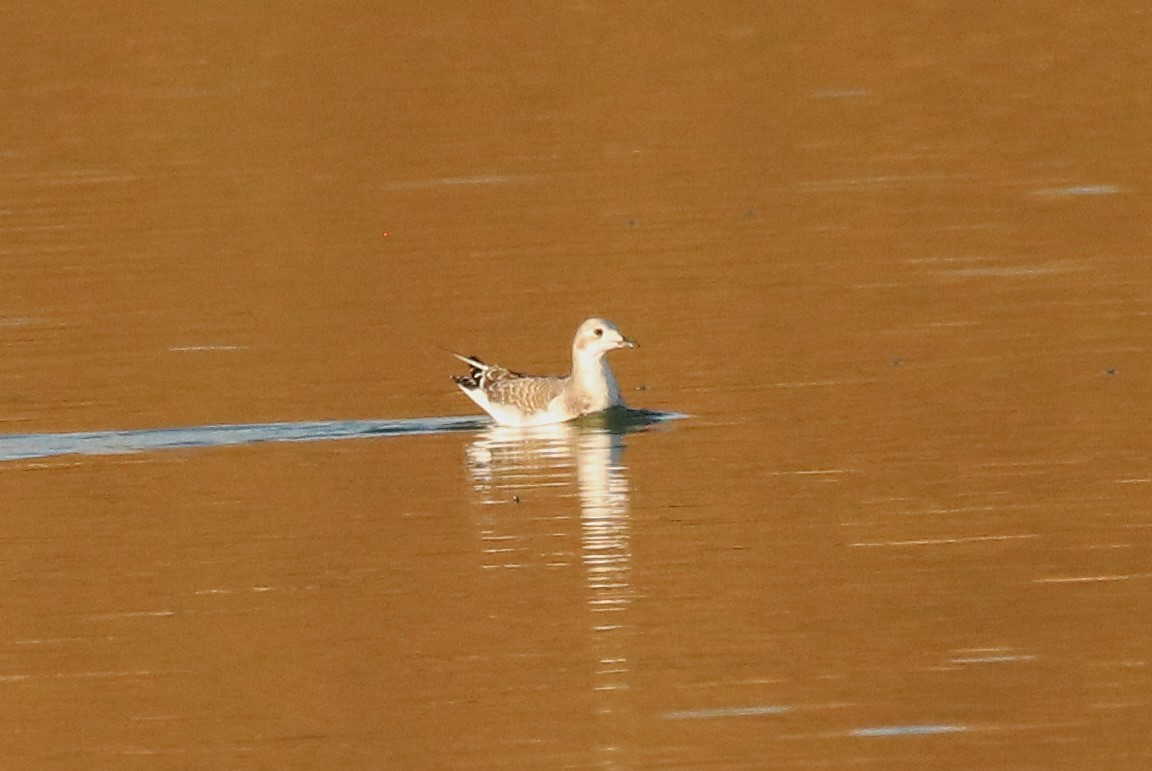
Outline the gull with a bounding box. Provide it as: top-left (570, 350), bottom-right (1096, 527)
top-left (451, 317), bottom-right (637, 427)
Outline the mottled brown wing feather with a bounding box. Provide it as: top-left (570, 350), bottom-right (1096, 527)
top-left (485, 373), bottom-right (567, 414)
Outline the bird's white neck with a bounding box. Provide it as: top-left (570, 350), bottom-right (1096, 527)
top-left (571, 350), bottom-right (623, 411)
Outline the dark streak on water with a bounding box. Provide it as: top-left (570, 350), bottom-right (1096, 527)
top-left (0, 417), bottom-right (486, 462)
top-left (851, 725), bottom-right (968, 738)
top-left (0, 409), bottom-right (686, 462)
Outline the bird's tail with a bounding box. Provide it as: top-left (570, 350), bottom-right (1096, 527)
top-left (448, 351), bottom-right (487, 370)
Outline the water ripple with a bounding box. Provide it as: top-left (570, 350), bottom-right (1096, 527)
top-left (0, 416), bottom-right (489, 462)
top-left (0, 410), bottom-right (684, 463)
top-left (851, 724), bottom-right (968, 737)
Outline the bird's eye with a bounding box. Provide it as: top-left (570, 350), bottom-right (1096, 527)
top-left (594, 328), bottom-right (603, 337)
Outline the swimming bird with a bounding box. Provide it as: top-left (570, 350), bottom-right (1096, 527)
top-left (451, 317), bottom-right (637, 427)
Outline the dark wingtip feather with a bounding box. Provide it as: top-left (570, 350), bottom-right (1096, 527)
top-left (452, 373), bottom-right (479, 389)
top-left (453, 355), bottom-right (487, 390)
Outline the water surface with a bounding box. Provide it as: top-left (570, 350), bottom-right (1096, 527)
top-left (2, 1), bottom-right (1150, 768)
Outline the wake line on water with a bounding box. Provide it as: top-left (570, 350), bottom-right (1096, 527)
top-left (0, 416), bottom-right (490, 462)
top-left (0, 409), bottom-right (686, 463)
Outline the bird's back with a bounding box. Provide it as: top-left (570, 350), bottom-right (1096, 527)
top-left (452, 355), bottom-right (569, 424)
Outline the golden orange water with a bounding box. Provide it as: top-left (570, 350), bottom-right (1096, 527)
top-left (1, 2), bottom-right (1150, 767)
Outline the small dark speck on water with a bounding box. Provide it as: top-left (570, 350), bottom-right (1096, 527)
top-left (626, 219), bottom-right (638, 228)
top-left (891, 357), bottom-right (904, 367)
top-left (1104, 368), bottom-right (1117, 377)
top-left (743, 209), bottom-right (758, 218)
top-left (512, 495), bottom-right (521, 504)
top-left (635, 384), bottom-right (648, 392)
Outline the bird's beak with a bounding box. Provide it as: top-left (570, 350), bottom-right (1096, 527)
top-left (619, 337), bottom-right (637, 349)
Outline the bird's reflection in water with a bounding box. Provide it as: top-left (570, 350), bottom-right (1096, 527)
top-left (464, 410), bottom-right (676, 762)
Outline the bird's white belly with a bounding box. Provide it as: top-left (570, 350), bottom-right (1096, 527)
top-left (462, 388), bottom-right (569, 427)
